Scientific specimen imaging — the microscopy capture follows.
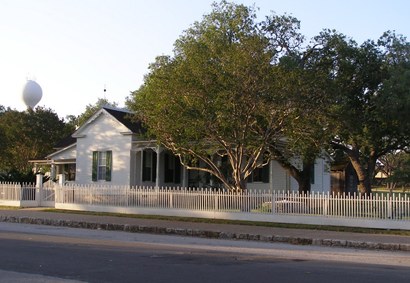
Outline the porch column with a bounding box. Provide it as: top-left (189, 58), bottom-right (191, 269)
top-left (129, 150), bottom-right (137, 186)
top-left (182, 166), bottom-right (188, 188)
top-left (58, 174), bottom-right (65, 186)
top-left (269, 160), bottom-right (274, 213)
top-left (140, 149), bottom-right (144, 185)
top-left (269, 160), bottom-right (273, 192)
top-left (50, 164), bottom-right (56, 181)
top-left (36, 174), bottom-right (43, 188)
top-left (155, 146), bottom-right (162, 188)
top-left (36, 174), bottom-right (43, 206)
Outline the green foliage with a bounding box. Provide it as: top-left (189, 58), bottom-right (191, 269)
top-left (67, 98), bottom-right (118, 128)
top-left (382, 152), bottom-right (410, 187)
top-left (0, 169), bottom-right (36, 183)
top-left (128, 1), bottom-right (409, 194)
top-left (312, 30), bottom-right (410, 194)
top-left (128, 1), bottom-right (329, 192)
top-left (0, 107), bottom-right (74, 176)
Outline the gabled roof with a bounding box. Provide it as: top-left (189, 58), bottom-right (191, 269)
top-left (45, 107), bottom-right (145, 160)
top-left (72, 106), bottom-right (145, 138)
top-left (54, 134), bottom-right (76, 149)
top-left (103, 107), bottom-right (145, 134)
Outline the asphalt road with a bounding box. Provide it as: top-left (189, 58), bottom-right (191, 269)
top-left (0, 223), bottom-right (409, 283)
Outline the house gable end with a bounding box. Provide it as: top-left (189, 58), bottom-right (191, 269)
top-left (103, 107), bottom-right (144, 134)
top-left (72, 108), bottom-right (132, 138)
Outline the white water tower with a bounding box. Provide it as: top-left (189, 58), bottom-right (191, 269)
top-left (22, 80), bottom-right (43, 110)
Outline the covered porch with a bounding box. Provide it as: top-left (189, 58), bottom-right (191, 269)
top-left (129, 143), bottom-right (275, 191)
top-left (130, 143), bottom-right (222, 189)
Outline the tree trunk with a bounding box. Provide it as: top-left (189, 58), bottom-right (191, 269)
top-left (269, 147), bottom-right (313, 194)
top-left (230, 169), bottom-right (247, 192)
top-left (296, 163), bottom-right (312, 195)
top-left (386, 182), bottom-right (396, 194)
top-left (297, 176), bottom-right (311, 195)
top-left (349, 156), bottom-right (372, 197)
top-left (357, 177), bottom-right (372, 197)
top-left (282, 161), bottom-right (312, 195)
top-left (232, 177), bottom-right (249, 211)
top-left (347, 147), bottom-right (378, 197)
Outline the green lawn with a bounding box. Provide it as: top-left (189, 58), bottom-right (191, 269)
top-left (372, 186), bottom-right (410, 197)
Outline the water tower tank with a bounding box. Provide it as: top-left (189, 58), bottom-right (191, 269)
top-left (22, 80), bottom-right (43, 110)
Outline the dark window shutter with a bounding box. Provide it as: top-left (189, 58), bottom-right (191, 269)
top-left (105, 151), bottom-right (112, 181)
top-left (152, 151), bottom-right (157, 182)
top-left (310, 163), bottom-right (315, 184)
top-left (92, 151), bottom-right (98, 181)
top-left (174, 156), bottom-right (181, 184)
top-left (262, 163), bottom-right (270, 183)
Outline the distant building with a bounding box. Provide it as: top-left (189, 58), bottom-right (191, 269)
top-left (331, 161), bottom-right (358, 194)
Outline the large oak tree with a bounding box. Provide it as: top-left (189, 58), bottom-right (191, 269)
top-left (311, 30), bottom-right (410, 195)
top-left (128, 2), bottom-right (329, 192)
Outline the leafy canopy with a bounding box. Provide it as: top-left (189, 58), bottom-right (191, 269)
top-left (311, 30), bottom-right (410, 194)
top-left (128, 1), bottom-right (323, 191)
top-left (0, 106), bottom-right (74, 180)
top-left (66, 98), bottom-right (118, 128)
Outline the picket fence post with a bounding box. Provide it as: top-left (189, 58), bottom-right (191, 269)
top-left (35, 174), bottom-right (43, 206)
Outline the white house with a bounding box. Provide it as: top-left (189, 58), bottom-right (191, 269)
top-left (46, 106), bottom-right (331, 192)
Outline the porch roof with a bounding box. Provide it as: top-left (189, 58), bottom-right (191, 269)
top-left (46, 143), bottom-right (77, 159)
top-left (52, 158), bottom-right (76, 165)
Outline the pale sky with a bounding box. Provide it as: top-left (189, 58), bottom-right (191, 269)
top-left (1, 0), bottom-right (409, 118)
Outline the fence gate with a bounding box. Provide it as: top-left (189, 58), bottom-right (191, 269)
top-left (21, 175), bottom-right (55, 207)
top-left (40, 186), bottom-right (56, 207)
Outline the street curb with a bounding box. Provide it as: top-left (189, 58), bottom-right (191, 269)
top-left (1, 216), bottom-right (409, 252)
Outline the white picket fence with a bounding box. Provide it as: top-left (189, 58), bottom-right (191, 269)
top-left (1, 181), bottom-right (409, 230)
top-left (0, 182), bottom-right (55, 207)
top-left (53, 184), bottom-right (410, 230)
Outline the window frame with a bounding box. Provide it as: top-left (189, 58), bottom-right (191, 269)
top-left (142, 150), bottom-right (157, 182)
top-left (248, 163), bottom-right (270, 183)
top-left (164, 152), bottom-right (181, 184)
top-left (92, 150), bottom-right (112, 182)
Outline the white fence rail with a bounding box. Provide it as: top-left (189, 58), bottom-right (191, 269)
top-left (2, 180), bottom-right (409, 229)
top-left (0, 182), bottom-right (54, 207)
top-left (0, 182), bottom-right (22, 201)
top-left (53, 184), bottom-right (410, 230)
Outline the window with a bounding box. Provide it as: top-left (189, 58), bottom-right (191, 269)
top-left (248, 164), bottom-right (269, 183)
top-left (98, 151), bottom-right (107, 180)
top-left (92, 151), bottom-right (112, 182)
top-left (64, 164), bottom-right (76, 181)
top-left (142, 150), bottom-right (157, 182)
top-left (164, 153), bottom-right (181, 184)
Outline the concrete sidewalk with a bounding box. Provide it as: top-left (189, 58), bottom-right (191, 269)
top-left (0, 208), bottom-right (409, 252)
